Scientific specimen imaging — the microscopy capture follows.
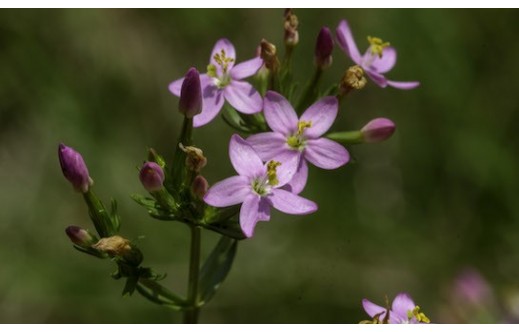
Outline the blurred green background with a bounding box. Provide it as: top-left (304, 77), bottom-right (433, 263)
top-left (1, 9), bottom-right (519, 323)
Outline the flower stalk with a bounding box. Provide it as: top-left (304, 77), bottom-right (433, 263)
top-left (184, 225), bottom-right (202, 323)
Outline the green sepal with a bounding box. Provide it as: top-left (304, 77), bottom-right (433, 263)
top-left (72, 244), bottom-right (108, 259)
top-left (221, 105), bottom-right (251, 134)
top-left (83, 190), bottom-right (115, 237)
top-left (131, 193), bottom-right (182, 222)
top-left (110, 198), bottom-right (121, 232)
top-left (201, 206), bottom-right (246, 240)
top-left (327, 131), bottom-right (364, 145)
top-left (136, 279), bottom-right (187, 311)
top-left (197, 235), bottom-right (238, 305)
top-left (122, 276), bottom-right (139, 296)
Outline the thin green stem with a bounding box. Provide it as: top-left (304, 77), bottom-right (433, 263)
top-left (296, 67), bottom-right (323, 113)
top-left (183, 225), bottom-right (202, 323)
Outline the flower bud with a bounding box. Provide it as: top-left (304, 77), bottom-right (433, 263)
top-left (65, 225), bottom-right (98, 247)
top-left (179, 67), bottom-right (202, 118)
top-left (179, 144), bottom-right (207, 173)
top-left (192, 175), bottom-right (209, 199)
top-left (58, 143), bottom-right (93, 193)
top-left (139, 162), bottom-right (165, 192)
top-left (361, 118), bottom-right (396, 143)
top-left (315, 26), bottom-right (334, 69)
top-left (284, 9), bottom-right (299, 47)
top-left (339, 65), bottom-right (367, 95)
top-left (260, 39), bottom-right (280, 72)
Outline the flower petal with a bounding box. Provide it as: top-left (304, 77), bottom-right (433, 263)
top-left (387, 80), bottom-right (420, 90)
top-left (300, 96), bottom-right (338, 138)
top-left (210, 38), bottom-right (236, 72)
top-left (168, 77), bottom-right (183, 96)
top-left (224, 80), bottom-right (263, 114)
top-left (367, 46), bottom-right (397, 74)
top-left (365, 69), bottom-right (388, 88)
top-left (204, 175), bottom-right (250, 207)
top-left (283, 158), bottom-right (308, 194)
top-left (305, 138), bottom-right (350, 170)
top-left (240, 194), bottom-right (260, 238)
top-left (391, 293), bottom-right (416, 319)
top-left (273, 150), bottom-right (301, 187)
top-left (269, 189), bottom-right (317, 215)
top-left (258, 197), bottom-right (271, 222)
top-left (229, 134), bottom-right (264, 177)
top-left (264, 91), bottom-right (298, 135)
top-left (231, 57), bottom-right (264, 80)
top-left (362, 299), bottom-right (388, 318)
top-left (246, 132), bottom-right (289, 161)
top-left (336, 19), bottom-right (362, 64)
top-left (193, 78), bottom-right (225, 127)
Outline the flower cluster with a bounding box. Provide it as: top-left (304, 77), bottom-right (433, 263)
top-left (361, 293), bottom-right (430, 324)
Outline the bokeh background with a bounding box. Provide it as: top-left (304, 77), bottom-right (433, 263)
top-left (1, 9), bottom-right (519, 323)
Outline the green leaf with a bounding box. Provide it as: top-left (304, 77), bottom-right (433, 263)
top-left (136, 279), bottom-right (187, 310)
top-left (198, 236), bottom-right (238, 305)
top-left (110, 198), bottom-right (121, 232)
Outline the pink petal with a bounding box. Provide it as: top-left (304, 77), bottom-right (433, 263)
top-left (300, 96), bottom-right (338, 138)
top-left (193, 78), bottom-right (225, 127)
top-left (229, 134), bottom-right (264, 177)
top-left (168, 77), bottom-right (183, 96)
top-left (246, 132), bottom-right (289, 161)
top-left (391, 293), bottom-right (416, 319)
top-left (284, 158), bottom-right (308, 194)
top-left (336, 19), bottom-right (362, 64)
top-left (366, 46), bottom-right (397, 74)
top-left (210, 38), bottom-right (236, 73)
top-left (258, 197), bottom-right (271, 222)
top-left (365, 69), bottom-right (388, 88)
top-left (240, 194), bottom-right (260, 238)
top-left (273, 150), bottom-right (301, 187)
top-left (387, 80), bottom-right (420, 90)
top-left (362, 299), bottom-right (388, 318)
top-left (224, 80), bottom-right (263, 114)
top-left (305, 138), bottom-right (350, 170)
top-left (204, 175), bottom-right (250, 207)
top-left (264, 91), bottom-right (298, 135)
top-left (269, 189), bottom-right (317, 215)
top-left (231, 57), bottom-right (264, 80)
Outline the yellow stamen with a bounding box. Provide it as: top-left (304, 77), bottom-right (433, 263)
top-left (213, 49), bottom-right (234, 73)
top-left (367, 36), bottom-right (390, 58)
top-left (407, 306), bottom-right (430, 323)
top-left (207, 64), bottom-right (217, 78)
top-left (297, 121), bottom-right (312, 135)
top-left (266, 160), bottom-right (281, 186)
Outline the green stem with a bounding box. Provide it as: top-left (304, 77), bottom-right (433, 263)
top-left (184, 225), bottom-right (202, 323)
top-left (327, 130), bottom-right (364, 145)
top-left (296, 67), bottom-right (323, 113)
top-left (83, 190), bottom-right (112, 237)
top-left (170, 117), bottom-right (193, 196)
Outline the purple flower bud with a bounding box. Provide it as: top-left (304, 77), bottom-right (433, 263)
top-left (139, 162), bottom-right (165, 192)
top-left (192, 175), bottom-right (209, 199)
top-left (315, 26), bottom-right (334, 69)
top-left (65, 225), bottom-right (98, 247)
top-left (179, 67), bottom-right (202, 118)
top-left (361, 118), bottom-right (396, 143)
top-left (58, 143), bottom-right (93, 193)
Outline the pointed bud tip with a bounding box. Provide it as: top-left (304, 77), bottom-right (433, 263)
top-left (361, 118), bottom-right (396, 143)
top-left (315, 26), bottom-right (334, 69)
top-left (139, 161), bottom-right (165, 192)
top-left (179, 67), bottom-right (202, 118)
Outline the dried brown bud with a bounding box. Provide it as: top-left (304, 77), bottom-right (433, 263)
top-left (179, 143), bottom-right (207, 173)
top-left (340, 65), bottom-right (367, 95)
top-left (93, 236), bottom-right (132, 256)
top-left (260, 39), bottom-right (280, 72)
top-left (284, 9), bottom-right (299, 47)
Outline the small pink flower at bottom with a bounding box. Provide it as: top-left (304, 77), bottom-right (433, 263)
top-left (204, 134), bottom-right (318, 238)
top-left (361, 293), bottom-right (430, 324)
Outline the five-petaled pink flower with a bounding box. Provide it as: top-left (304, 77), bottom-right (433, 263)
top-left (204, 134), bottom-right (318, 238)
top-left (246, 91), bottom-right (350, 194)
top-left (362, 293), bottom-right (430, 324)
top-left (169, 39), bottom-right (264, 127)
top-left (336, 19), bottom-right (420, 90)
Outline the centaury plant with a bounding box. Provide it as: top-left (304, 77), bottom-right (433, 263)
top-left (58, 12), bottom-right (423, 323)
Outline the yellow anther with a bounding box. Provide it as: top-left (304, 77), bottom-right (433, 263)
top-left (213, 49), bottom-right (234, 73)
top-left (367, 36), bottom-right (390, 58)
top-left (297, 121), bottom-right (312, 135)
top-left (266, 160), bottom-right (281, 186)
top-left (207, 64), bottom-right (217, 78)
top-left (408, 306), bottom-right (430, 323)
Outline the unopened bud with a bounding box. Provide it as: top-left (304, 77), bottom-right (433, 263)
top-left (139, 162), bottom-right (165, 192)
top-left (58, 143), bottom-right (94, 193)
top-left (315, 26), bottom-right (334, 69)
top-left (361, 118), bottom-right (396, 143)
top-left (93, 235), bottom-right (143, 265)
top-left (339, 65), bottom-right (367, 95)
top-left (179, 144), bottom-right (207, 173)
top-left (192, 175), bottom-right (209, 199)
top-left (284, 9), bottom-right (299, 47)
top-left (65, 225), bottom-right (98, 247)
top-left (260, 39), bottom-right (280, 72)
top-left (179, 67), bottom-right (202, 118)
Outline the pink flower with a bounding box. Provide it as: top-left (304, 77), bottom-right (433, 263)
top-left (204, 135), bottom-right (317, 238)
top-left (246, 91), bottom-right (349, 194)
top-left (336, 19), bottom-right (420, 90)
top-left (169, 39), bottom-right (264, 127)
top-left (362, 293), bottom-right (430, 324)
